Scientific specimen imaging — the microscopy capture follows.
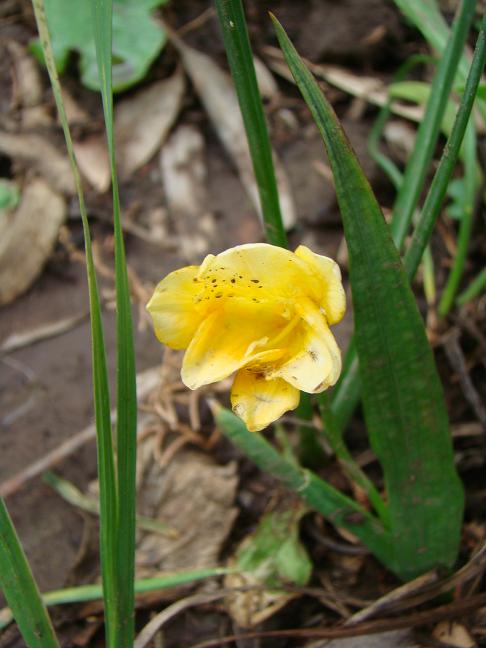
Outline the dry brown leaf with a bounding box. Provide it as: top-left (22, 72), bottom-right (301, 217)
top-left (135, 443), bottom-right (238, 576)
top-left (264, 46), bottom-right (425, 125)
top-left (175, 39), bottom-right (296, 230)
top-left (0, 179), bottom-right (65, 305)
top-left (254, 56), bottom-right (279, 101)
top-left (160, 124), bottom-right (217, 262)
top-left (432, 621), bottom-right (476, 648)
top-left (115, 69), bottom-right (185, 179)
top-left (0, 131), bottom-right (75, 195)
top-left (74, 136), bottom-right (111, 193)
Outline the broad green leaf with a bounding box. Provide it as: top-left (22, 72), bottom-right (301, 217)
top-left (329, 0), bottom-right (476, 437)
top-left (31, 0), bottom-right (168, 92)
top-left (272, 16), bottom-right (464, 580)
top-left (0, 499), bottom-right (59, 647)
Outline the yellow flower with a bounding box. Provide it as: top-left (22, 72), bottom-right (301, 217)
top-left (147, 243), bottom-right (345, 432)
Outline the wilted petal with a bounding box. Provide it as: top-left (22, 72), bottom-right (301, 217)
top-left (181, 305), bottom-right (286, 389)
top-left (147, 266), bottom-right (203, 349)
top-left (196, 243), bottom-right (321, 306)
top-left (268, 300), bottom-right (341, 393)
top-left (231, 369), bottom-right (300, 432)
top-left (294, 245), bottom-right (346, 325)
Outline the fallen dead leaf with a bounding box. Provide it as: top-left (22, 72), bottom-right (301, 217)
top-left (160, 124), bottom-right (218, 262)
top-left (263, 46), bottom-right (427, 125)
top-left (0, 178), bottom-right (65, 305)
top-left (0, 131), bottom-right (75, 195)
top-left (115, 69), bottom-right (185, 179)
top-left (134, 442), bottom-right (238, 576)
top-left (254, 55), bottom-right (279, 101)
top-left (74, 135), bottom-right (111, 193)
top-left (173, 36), bottom-right (296, 230)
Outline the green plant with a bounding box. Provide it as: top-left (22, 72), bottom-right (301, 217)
top-left (30, 0), bottom-right (169, 92)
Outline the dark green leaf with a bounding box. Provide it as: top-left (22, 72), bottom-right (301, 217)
top-left (33, 0), bottom-right (168, 92)
top-left (272, 15), bottom-right (464, 580)
top-left (0, 499), bottom-right (59, 647)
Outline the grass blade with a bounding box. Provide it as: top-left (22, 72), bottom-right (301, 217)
top-left (214, 0), bottom-right (287, 247)
top-left (389, 0), bottom-right (475, 250)
top-left (89, 1), bottom-right (138, 645)
top-left (393, 0), bottom-right (486, 121)
top-left (457, 266), bottom-right (486, 305)
top-left (437, 122), bottom-right (477, 316)
top-left (0, 500), bottom-right (59, 647)
top-left (212, 404), bottom-right (394, 569)
top-left (30, 0), bottom-right (118, 637)
top-left (0, 568), bottom-right (230, 630)
top-left (273, 16), bottom-right (464, 579)
top-left (404, 11), bottom-right (486, 281)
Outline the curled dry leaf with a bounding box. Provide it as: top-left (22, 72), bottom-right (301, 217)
top-left (175, 38), bottom-right (296, 230)
top-left (0, 178), bottom-right (65, 305)
top-left (135, 442), bottom-right (238, 576)
top-left (0, 131), bottom-right (75, 196)
top-left (160, 124), bottom-right (218, 262)
top-left (115, 69), bottom-right (185, 179)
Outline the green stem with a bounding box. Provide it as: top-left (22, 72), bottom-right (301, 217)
top-left (437, 121), bottom-right (478, 316)
top-left (214, 0), bottom-right (287, 247)
top-left (295, 394), bottom-right (326, 468)
top-left (457, 266), bottom-right (486, 305)
top-left (318, 393), bottom-right (390, 528)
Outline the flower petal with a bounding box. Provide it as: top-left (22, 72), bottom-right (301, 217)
top-left (146, 266), bottom-right (203, 349)
top-left (294, 245), bottom-right (346, 324)
top-left (195, 243), bottom-right (322, 308)
top-left (267, 300), bottom-right (341, 393)
top-left (231, 369), bottom-right (300, 432)
top-left (181, 304), bottom-right (286, 389)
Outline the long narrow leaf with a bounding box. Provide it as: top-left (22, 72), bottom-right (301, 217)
top-left (0, 500), bottom-right (59, 647)
top-left (0, 568), bottom-right (230, 630)
top-left (329, 0), bottom-right (477, 436)
top-left (393, 0), bottom-right (486, 123)
top-left (405, 10), bottom-right (486, 281)
top-left (273, 16), bottom-right (464, 580)
top-left (90, 1), bottom-right (138, 645)
top-left (214, 0), bottom-right (287, 247)
top-left (213, 404), bottom-right (393, 569)
top-left (30, 0), bottom-right (118, 635)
